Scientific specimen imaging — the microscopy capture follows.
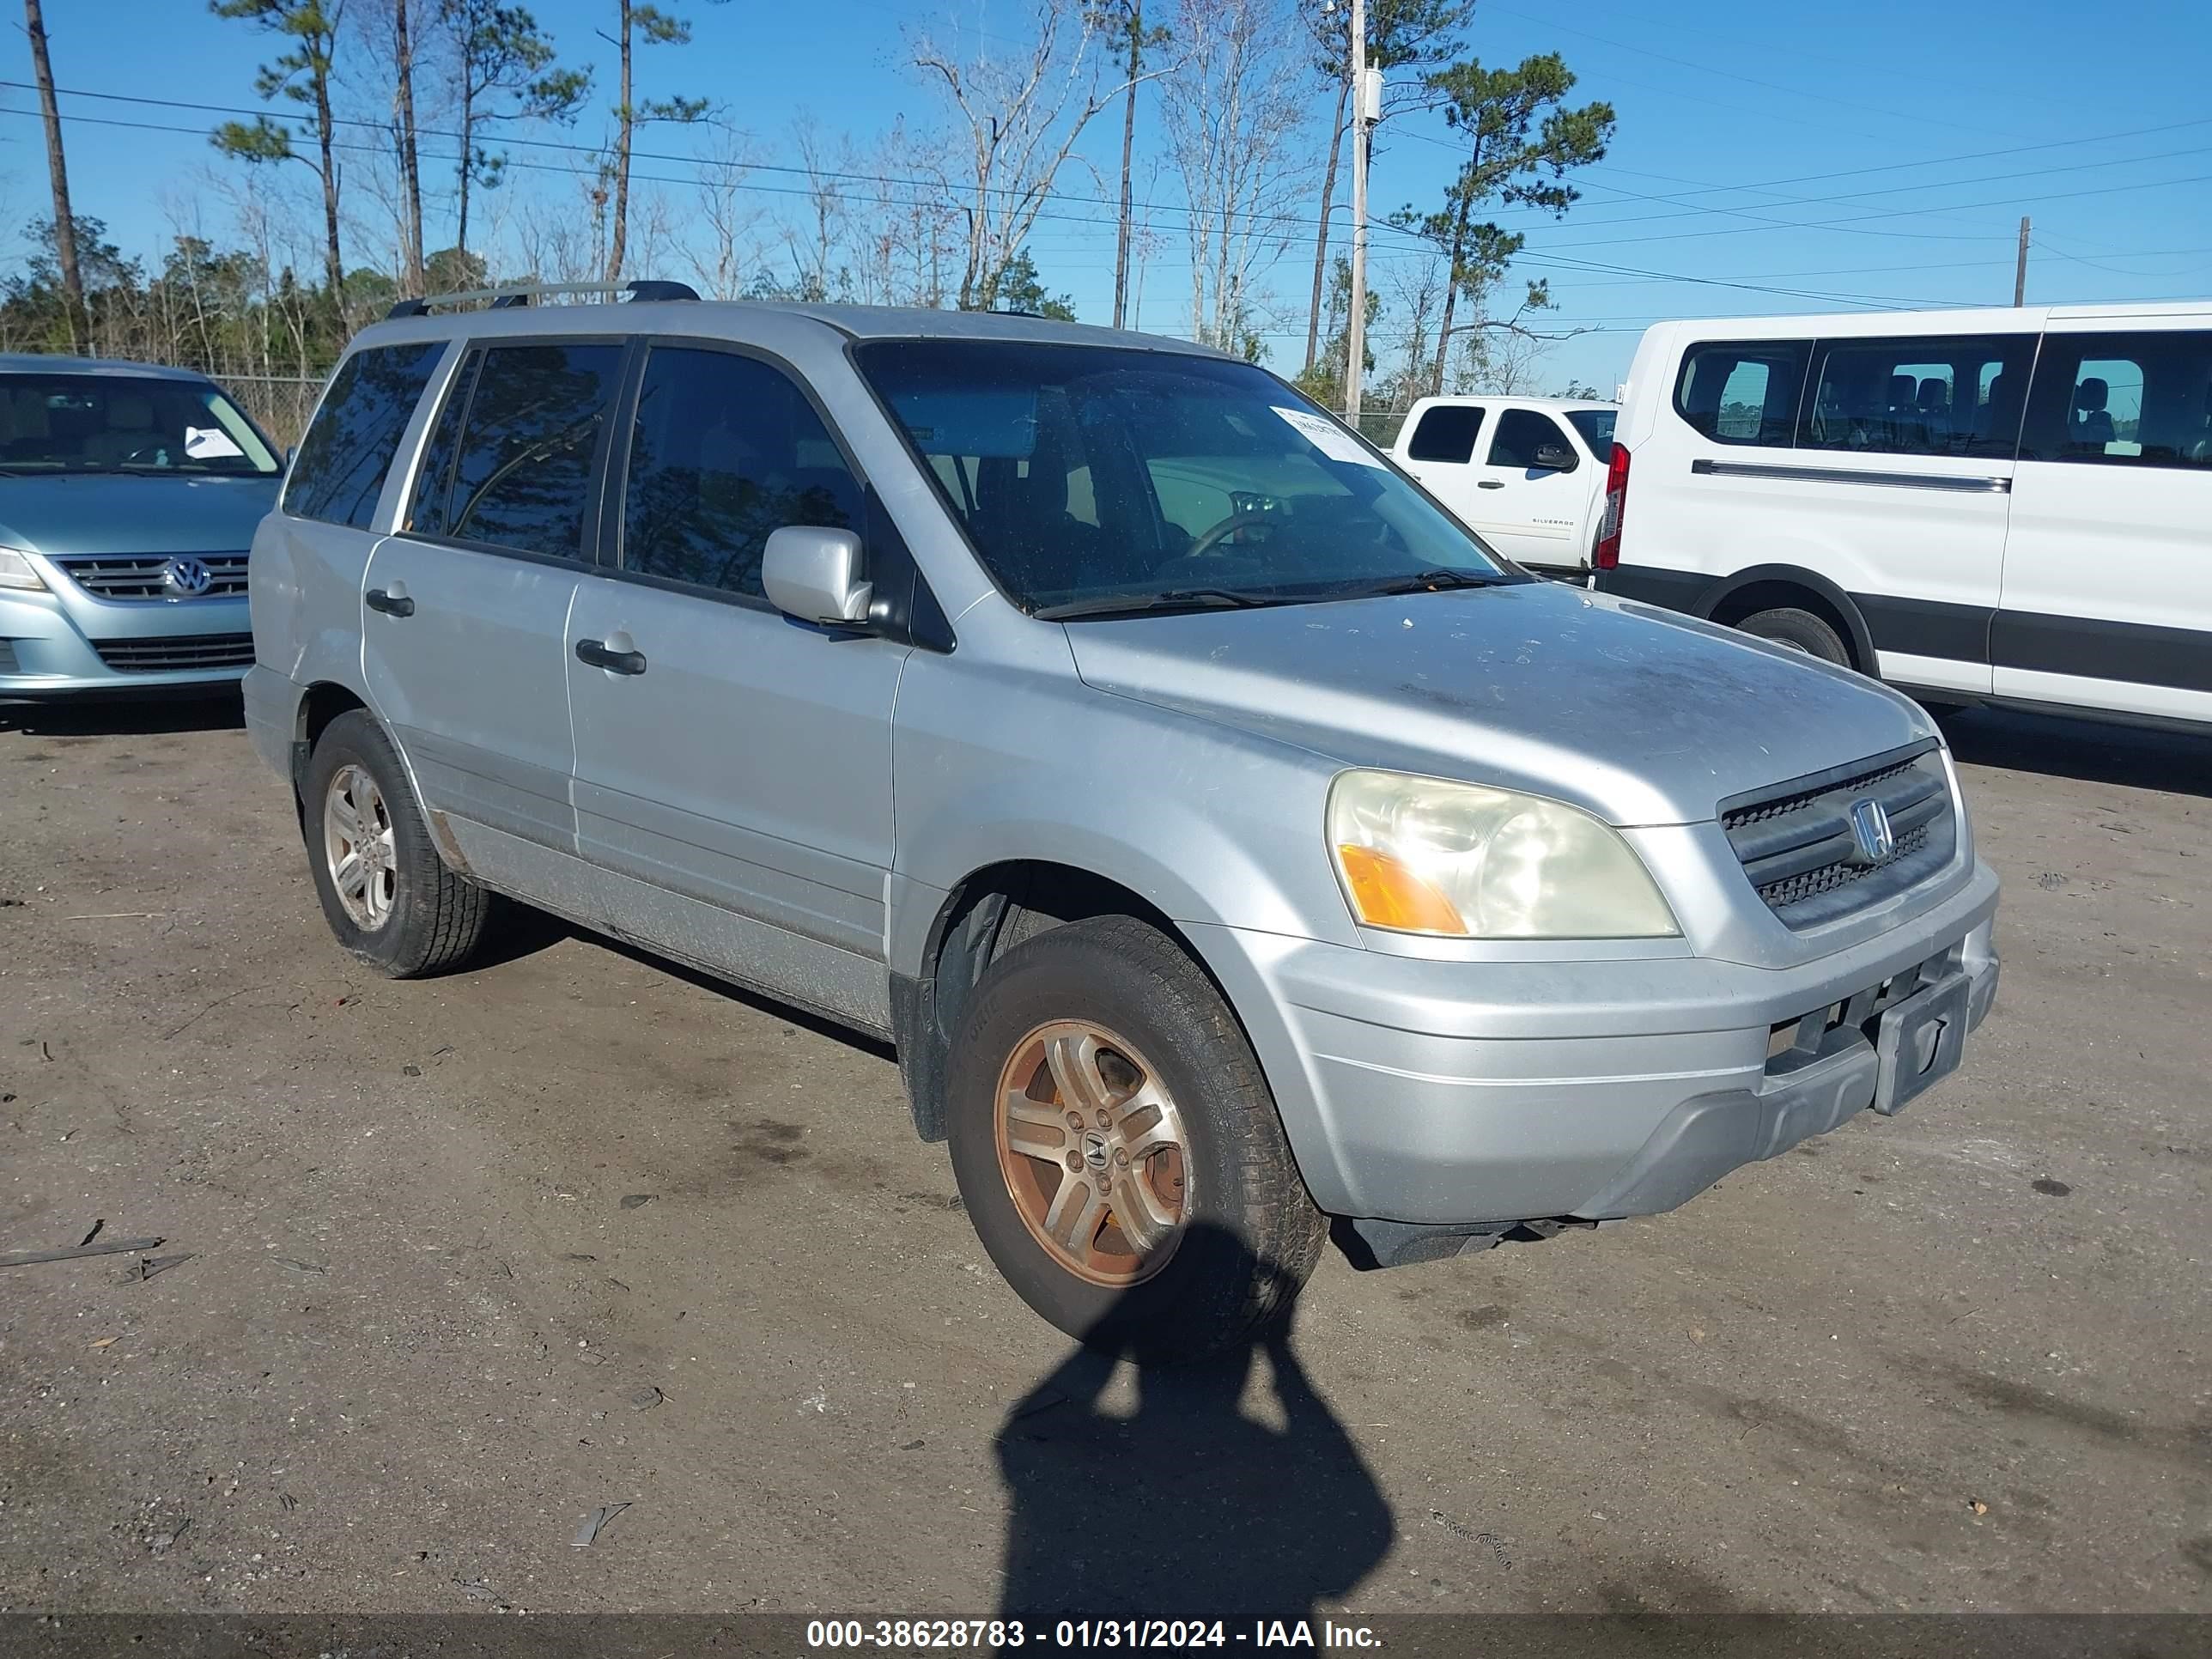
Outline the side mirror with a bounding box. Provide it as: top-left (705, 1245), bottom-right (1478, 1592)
top-left (1533, 443), bottom-right (1573, 471)
top-left (763, 526), bottom-right (872, 626)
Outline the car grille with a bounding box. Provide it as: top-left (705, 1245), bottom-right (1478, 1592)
top-left (1720, 741), bottom-right (1956, 930)
top-left (53, 552), bottom-right (250, 600)
top-left (90, 633), bottom-right (255, 673)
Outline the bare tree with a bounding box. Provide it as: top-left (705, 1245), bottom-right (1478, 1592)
top-left (908, 2), bottom-right (1136, 310)
top-left (23, 0), bottom-right (85, 353)
top-left (684, 123), bottom-right (759, 300)
top-left (1161, 0), bottom-right (1313, 356)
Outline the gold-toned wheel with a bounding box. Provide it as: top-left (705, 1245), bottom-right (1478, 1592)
top-left (993, 1019), bottom-right (1191, 1287)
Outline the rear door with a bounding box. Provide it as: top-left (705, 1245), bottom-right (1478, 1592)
top-left (564, 341), bottom-right (907, 1032)
top-left (362, 337), bottom-right (628, 888)
top-left (1997, 324), bottom-right (2212, 724)
top-left (1468, 405), bottom-right (1590, 571)
top-left (1395, 401), bottom-right (1486, 526)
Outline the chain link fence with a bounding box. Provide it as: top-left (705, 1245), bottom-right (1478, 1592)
top-left (213, 373), bottom-right (328, 449)
top-left (1344, 410), bottom-right (1413, 451)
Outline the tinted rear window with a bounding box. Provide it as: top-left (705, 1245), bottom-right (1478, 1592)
top-left (431, 342), bottom-right (623, 559)
top-left (1405, 404), bottom-right (1483, 464)
top-left (1674, 342), bottom-right (1808, 447)
top-left (1565, 408), bottom-right (1616, 456)
top-left (283, 343), bottom-right (446, 527)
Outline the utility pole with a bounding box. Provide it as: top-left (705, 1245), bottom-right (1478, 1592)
top-left (1344, 0), bottom-right (1373, 424)
top-left (23, 0), bottom-right (86, 356)
top-left (1111, 3), bottom-right (1144, 331)
top-left (2014, 216), bottom-right (2030, 307)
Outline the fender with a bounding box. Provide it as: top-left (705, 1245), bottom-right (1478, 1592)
top-left (1686, 562), bottom-right (1878, 672)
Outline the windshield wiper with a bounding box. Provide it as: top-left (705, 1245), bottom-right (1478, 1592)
top-left (1352, 568), bottom-right (1510, 597)
top-left (1034, 587), bottom-right (1276, 622)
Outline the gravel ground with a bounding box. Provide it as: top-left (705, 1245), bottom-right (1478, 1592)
top-left (0, 697), bottom-right (2206, 1618)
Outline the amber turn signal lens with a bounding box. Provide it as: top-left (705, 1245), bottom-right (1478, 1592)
top-left (1335, 844), bottom-right (1468, 935)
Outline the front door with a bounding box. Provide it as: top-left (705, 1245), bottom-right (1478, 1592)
top-left (362, 337), bottom-right (628, 896)
top-left (1467, 406), bottom-right (1589, 569)
top-left (1997, 325), bottom-right (2212, 726)
top-left (566, 342), bottom-right (907, 1032)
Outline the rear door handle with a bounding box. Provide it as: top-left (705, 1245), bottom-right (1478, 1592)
top-left (574, 637), bottom-right (647, 676)
top-left (365, 586), bottom-right (415, 617)
top-left (1476, 480), bottom-right (1506, 489)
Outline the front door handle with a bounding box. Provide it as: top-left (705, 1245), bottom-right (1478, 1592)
top-left (1475, 479), bottom-right (1506, 489)
top-left (365, 586), bottom-right (415, 617)
top-left (575, 637), bottom-right (647, 676)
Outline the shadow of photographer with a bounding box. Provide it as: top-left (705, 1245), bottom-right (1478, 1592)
top-left (994, 1223), bottom-right (1393, 1623)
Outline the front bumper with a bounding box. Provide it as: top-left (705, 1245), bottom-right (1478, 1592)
top-left (0, 584), bottom-right (252, 697)
top-left (1194, 856), bottom-right (2000, 1235)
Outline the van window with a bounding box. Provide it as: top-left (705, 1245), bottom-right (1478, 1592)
top-left (1674, 343), bottom-right (1807, 447)
top-left (1406, 404), bottom-right (1483, 463)
top-left (2021, 331), bottom-right (2212, 468)
top-left (1487, 408), bottom-right (1577, 471)
top-left (617, 346), bottom-right (862, 599)
top-left (284, 342), bottom-right (445, 528)
top-left (1801, 336), bottom-right (2033, 459)
top-left (432, 342), bottom-right (623, 559)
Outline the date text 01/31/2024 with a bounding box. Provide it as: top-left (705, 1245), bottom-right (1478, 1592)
top-left (805, 1619), bottom-right (1384, 1650)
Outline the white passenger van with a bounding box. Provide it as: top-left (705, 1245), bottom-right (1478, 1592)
top-left (1393, 394), bottom-right (1616, 575)
top-left (1597, 302), bottom-right (2212, 730)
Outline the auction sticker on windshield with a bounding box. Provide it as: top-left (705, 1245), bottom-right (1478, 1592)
top-left (1272, 405), bottom-right (1383, 468)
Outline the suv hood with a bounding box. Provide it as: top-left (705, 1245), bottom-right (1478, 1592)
top-left (1064, 580), bottom-right (1935, 826)
top-left (0, 472), bottom-right (281, 556)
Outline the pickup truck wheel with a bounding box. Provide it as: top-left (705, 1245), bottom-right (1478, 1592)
top-left (303, 709), bottom-right (493, 978)
top-left (1734, 605), bottom-right (1851, 667)
top-left (945, 915), bottom-right (1326, 1360)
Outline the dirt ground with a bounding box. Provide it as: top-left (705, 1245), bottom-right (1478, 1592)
top-left (0, 696), bottom-right (2206, 1619)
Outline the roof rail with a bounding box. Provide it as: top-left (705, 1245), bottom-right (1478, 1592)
top-left (384, 278), bottom-right (701, 321)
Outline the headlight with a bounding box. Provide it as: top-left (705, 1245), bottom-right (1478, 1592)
top-left (1328, 769), bottom-right (1679, 939)
top-left (0, 548), bottom-right (46, 592)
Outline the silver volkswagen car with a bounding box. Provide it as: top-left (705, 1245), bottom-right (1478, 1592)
top-left (244, 289), bottom-right (2000, 1354)
top-left (0, 356), bottom-right (284, 698)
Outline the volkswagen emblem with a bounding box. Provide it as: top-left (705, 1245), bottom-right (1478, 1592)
top-left (161, 556), bottom-right (215, 598)
top-left (1847, 798), bottom-right (1897, 866)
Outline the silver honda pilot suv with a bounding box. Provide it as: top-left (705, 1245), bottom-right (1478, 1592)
top-left (244, 287), bottom-right (2000, 1356)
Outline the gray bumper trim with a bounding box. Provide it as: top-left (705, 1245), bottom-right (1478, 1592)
top-left (1574, 954), bottom-right (1997, 1220)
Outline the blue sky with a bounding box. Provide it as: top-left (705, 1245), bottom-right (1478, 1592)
top-left (8, 0), bottom-right (2212, 397)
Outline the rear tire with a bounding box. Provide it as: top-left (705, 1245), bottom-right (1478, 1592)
top-left (302, 709), bottom-right (494, 978)
top-left (1734, 605), bottom-right (1851, 667)
top-left (945, 915), bottom-right (1326, 1362)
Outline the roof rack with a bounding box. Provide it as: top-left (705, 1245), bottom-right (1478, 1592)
top-left (385, 278), bottom-right (700, 321)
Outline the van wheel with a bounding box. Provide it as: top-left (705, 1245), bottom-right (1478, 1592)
top-left (945, 915), bottom-right (1327, 1361)
top-left (1734, 605), bottom-right (1850, 667)
top-left (302, 709), bottom-right (494, 978)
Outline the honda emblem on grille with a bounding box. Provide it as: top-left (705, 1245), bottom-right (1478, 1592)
top-left (161, 557), bottom-right (215, 598)
top-left (1847, 798), bottom-right (1897, 865)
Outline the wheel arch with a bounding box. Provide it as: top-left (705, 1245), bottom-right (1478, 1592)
top-left (891, 859), bottom-right (1233, 1145)
top-left (1693, 563), bottom-right (1875, 673)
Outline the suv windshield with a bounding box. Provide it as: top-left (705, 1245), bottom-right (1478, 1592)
top-left (856, 340), bottom-right (1517, 616)
top-left (1565, 408), bottom-right (1617, 457)
top-left (0, 373), bottom-right (281, 476)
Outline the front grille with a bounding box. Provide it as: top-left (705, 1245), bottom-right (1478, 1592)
top-left (1721, 741), bottom-right (1955, 930)
top-left (90, 632), bottom-right (255, 673)
top-left (54, 552), bottom-right (250, 600)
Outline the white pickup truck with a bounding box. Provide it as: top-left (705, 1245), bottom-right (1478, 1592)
top-left (1392, 395), bottom-right (1618, 578)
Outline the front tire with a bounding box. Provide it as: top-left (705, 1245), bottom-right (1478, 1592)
top-left (302, 709), bottom-right (493, 977)
top-left (1734, 605), bottom-right (1851, 667)
top-left (945, 915), bottom-right (1326, 1360)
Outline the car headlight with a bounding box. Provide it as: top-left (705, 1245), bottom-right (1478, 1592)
top-left (0, 548), bottom-right (46, 592)
top-left (1328, 769), bottom-right (1679, 939)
